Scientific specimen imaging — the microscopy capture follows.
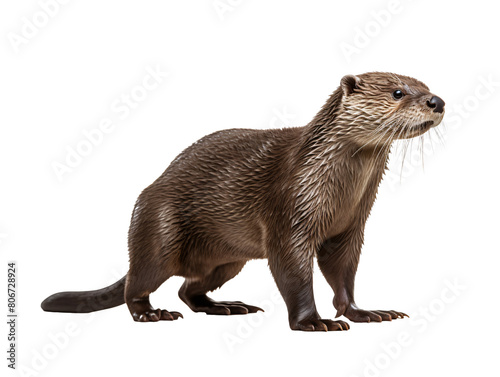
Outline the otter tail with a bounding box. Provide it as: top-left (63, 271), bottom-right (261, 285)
top-left (41, 275), bottom-right (127, 313)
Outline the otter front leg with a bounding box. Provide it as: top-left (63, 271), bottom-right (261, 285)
top-left (317, 227), bottom-right (408, 323)
top-left (267, 238), bottom-right (349, 332)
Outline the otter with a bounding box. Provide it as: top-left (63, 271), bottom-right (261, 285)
top-left (42, 72), bottom-right (445, 332)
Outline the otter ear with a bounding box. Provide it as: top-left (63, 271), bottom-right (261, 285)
top-left (340, 75), bottom-right (361, 96)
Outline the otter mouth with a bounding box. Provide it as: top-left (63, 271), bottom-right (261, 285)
top-left (401, 120), bottom-right (435, 139)
top-left (407, 120), bottom-right (434, 137)
top-left (414, 120), bottom-right (434, 130)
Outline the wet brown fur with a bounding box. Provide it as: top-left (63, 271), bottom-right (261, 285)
top-left (42, 72), bottom-right (444, 331)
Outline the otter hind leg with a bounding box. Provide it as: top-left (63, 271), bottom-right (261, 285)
top-left (179, 261), bottom-right (264, 315)
top-left (125, 263), bottom-right (183, 322)
top-left (127, 297), bottom-right (183, 322)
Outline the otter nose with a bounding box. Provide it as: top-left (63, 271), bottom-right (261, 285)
top-left (426, 96), bottom-right (445, 113)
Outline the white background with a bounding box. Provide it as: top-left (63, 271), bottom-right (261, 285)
top-left (1, 1), bottom-right (499, 376)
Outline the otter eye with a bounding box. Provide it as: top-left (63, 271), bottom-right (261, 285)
top-left (392, 90), bottom-right (404, 100)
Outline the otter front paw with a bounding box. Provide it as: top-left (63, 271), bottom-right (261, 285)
top-left (343, 305), bottom-right (408, 322)
top-left (290, 318), bottom-right (350, 332)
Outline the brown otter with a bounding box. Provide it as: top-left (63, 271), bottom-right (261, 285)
top-left (41, 72), bottom-right (445, 332)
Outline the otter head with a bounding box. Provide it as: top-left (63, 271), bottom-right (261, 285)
top-left (338, 72), bottom-right (445, 145)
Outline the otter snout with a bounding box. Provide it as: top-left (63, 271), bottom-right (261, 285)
top-left (426, 96), bottom-right (445, 114)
